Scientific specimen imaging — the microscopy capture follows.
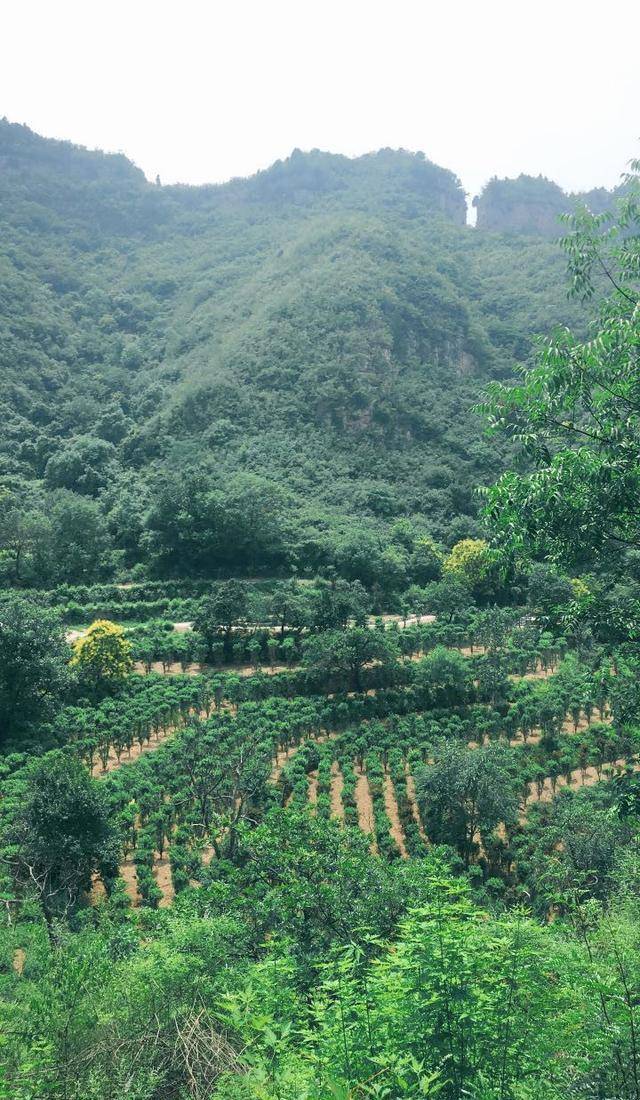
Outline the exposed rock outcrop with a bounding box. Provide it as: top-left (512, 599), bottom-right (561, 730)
top-left (473, 173), bottom-right (621, 237)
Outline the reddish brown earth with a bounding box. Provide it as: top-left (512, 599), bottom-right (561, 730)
top-left (12, 948), bottom-right (26, 976)
top-left (330, 761), bottom-right (345, 820)
top-left (308, 770), bottom-right (319, 808)
top-left (271, 742), bottom-right (300, 782)
top-left (92, 707), bottom-right (211, 778)
top-left (201, 845), bottom-right (215, 867)
top-left (405, 768), bottom-right (429, 843)
top-left (92, 651), bottom-right (626, 911)
top-left (154, 851), bottom-right (175, 907)
top-left (526, 757), bottom-right (635, 805)
top-left (508, 666), bottom-right (555, 682)
top-left (383, 774), bottom-right (408, 859)
top-left (120, 859), bottom-right (140, 906)
top-left (92, 728), bottom-right (174, 777)
top-left (354, 766), bottom-right (377, 853)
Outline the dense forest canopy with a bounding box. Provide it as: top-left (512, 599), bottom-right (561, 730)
top-left (0, 119), bottom-right (605, 589)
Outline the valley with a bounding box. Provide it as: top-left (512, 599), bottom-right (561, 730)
top-left (1, 120), bottom-right (640, 1100)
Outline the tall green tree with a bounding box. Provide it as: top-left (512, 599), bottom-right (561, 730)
top-left (479, 165), bottom-right (640, 568)
top-left (415, 741), bottom-right (520, 866)
top-left (195, 581), bottom-right (249, 661)
top-left (3, 752), bottom-right (118, 926)
top-left (303, 626), bottom-right (399, 691)
top-left (413, 645), bottom-right (471, 707)
top-left (0, 595), bottom-right (71, 745)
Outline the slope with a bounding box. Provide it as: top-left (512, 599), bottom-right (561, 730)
top-left (0, 120), bottom-right (589, 586)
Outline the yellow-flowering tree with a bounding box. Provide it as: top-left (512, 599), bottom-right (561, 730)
top-left (70, 619), bottom-right (133, 689)
top-left (443, 538), bottom-right (493, 591)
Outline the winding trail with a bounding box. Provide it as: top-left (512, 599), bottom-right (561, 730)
top-left (153, 851), bottom-right (175, 908)
top-left (405, 767), bottom-right (429, 843)
top-left (354, 766), bottom-right (377, 852)
top-left (120, 859), bottom-right (140, 906)
top-left (330, 761), bottom-right (345, 820)
top-left (383, 774), bottom-right (408, 858)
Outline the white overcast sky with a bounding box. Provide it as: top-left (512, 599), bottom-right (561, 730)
top-left (2, 0), bottom-right (639, 201)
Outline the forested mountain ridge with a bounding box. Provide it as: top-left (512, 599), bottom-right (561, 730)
top-left (0, 119), bottom-right (595, 585)
top-left (473, 172), bottom-right (622, 236)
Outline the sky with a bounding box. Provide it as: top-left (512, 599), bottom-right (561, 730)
top-left (2, 0), bottom-right (639, 203)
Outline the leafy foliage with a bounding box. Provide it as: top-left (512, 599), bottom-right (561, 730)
top-left (479, 164), bottom-right (640, 569)
top-left (0, 121), bottom-right (589, 590)
top-left (0, 593), bottom-right (70, 745)
top-left (70, 619), bottom-right (133, 689)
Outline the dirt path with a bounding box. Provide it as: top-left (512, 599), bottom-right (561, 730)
top-left (330, 761), bottom-right (345, 820)
top-left (69, 612), bottom-right (437, 648)
top-left (308, 770), bottom-right (319, 808)
top-left (270, 742), bottom-right (300, 782)
top-left (354, 766), bottom-right (377, 852)
top-left (154, 851), bottom-right (175, 907)
top-left (120, 859), bottom-right (140, 905)
top-left (152, 612), bottom-right (435, 634)
top-left (12, 948), bottom-right (25, 976)
top-left (376, 613), bottom-right (436, 627)
top-left (383, 774), bottom-right (408, 858)
top-left (405, 768), bottom-right (429, 842)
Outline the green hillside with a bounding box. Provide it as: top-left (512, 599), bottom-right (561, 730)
top-left (3, 119), bottom-right (640, 1100)
top-left (0, 120), bottom-right (587, 587)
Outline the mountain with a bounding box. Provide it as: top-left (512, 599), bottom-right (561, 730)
top-left (0, 120), bottom-right (592, 588)
top-left (473, 173), bottom-right (622, 236)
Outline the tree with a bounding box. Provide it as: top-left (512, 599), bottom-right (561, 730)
top-left (415, 741), bottom-right (520, 866)
top-left (44, 435), bottom-right (117, 496)
top-left (443, 538), bottom-right (494, 592)
top-left (0, 502), bottom-right (50, 584)
top-left (221, 808), bottom-right (412, 955)
top-left (410, 535), bottom-right (444, 584)
top-left (526, 563), bottom-right (575, 620)
top-left (172, 719), bottom-right (271, 861)
top-left (0, 595), bottom-right (70, 745)
top-left (307, 577), bottom-right (371, 632)
top-left (303, 627), bottom-right (399, 691)
top-left (145, 470), bottom-right (290, 575)
top-left (3, 751), bottom-right (118, 926)
top-left (70, 619), bottom-right (133, 690)
top-left (269, 578), bottom-right (309, 639)
top-left (413, 645), bottom-right (471, 708)
top-left (479, 166), bottom-right (640, 568)
top-left (475, 650), bottom-right (510, 708)
top-left (45, 491), bottom-right (110, 584)
top-left (424, 575), bottom-right (474, 622)
top-left (194, 581), bottom-right (249, 661)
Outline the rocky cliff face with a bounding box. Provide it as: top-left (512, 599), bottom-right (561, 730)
top-left (473, 175), bottom-right (569, 236)
top-left (473, 174), bottom-right (619, 237)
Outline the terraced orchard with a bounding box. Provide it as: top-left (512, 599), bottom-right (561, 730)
top-left (67, 609), bottom-right (634, 913)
